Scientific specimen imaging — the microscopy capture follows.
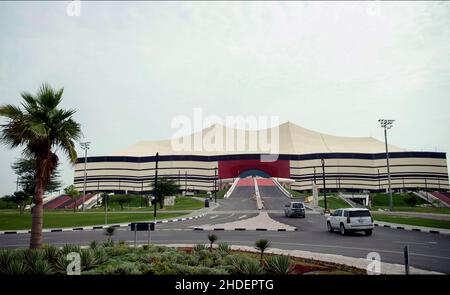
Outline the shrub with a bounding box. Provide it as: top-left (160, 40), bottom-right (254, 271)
top-left (0, 249), bottom-right (15, 273)
top-left (229, 255), bottom-right (265, 275)
top-left (265, 255), bottom-right (295, 274)
top-left (104, 226), bottom-right (116, 244)
top-left (118, 240), bottom-right (126, 247)
top-left (90, 240), bottom-right (98, 250)
top-left (189, 266), bottom-right (229, 275)
top-left (207, 234), bottom-right (218, 251)
top-left (23, 249), bottom-right (45, 271)
top-left (43, 244), bottom-right (60, 263)
top-left (405, 195), bottom-right (418, 206)
top-left (3, 260), bottom-right (28, 275)
top-left (93, 247), bottom-right (109, 265)
top-left (54, 253), bottom-right (71, 273)
top-left (62, 244), bottom-right (81, 255)
top-left (29, 260), bottom-right (55, 275)
top-left (255, 239), bottom-right (271, 262)
top-left (193, 244), bottom-right (207, 253)
top-left (218, 243), bottom-right (230, 254)
top-left (104, 262), bottom-right (142, 275)
top-left (80, 249), bottom-right (97, 270)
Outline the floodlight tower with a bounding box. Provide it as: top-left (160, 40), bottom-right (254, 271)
top-left (80, 141), bottom-right (91, 212)
top-left (378, 119), bottom-right (394, 211)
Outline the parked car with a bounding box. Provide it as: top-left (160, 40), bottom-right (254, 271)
top-left (327, 208), bottom-right (373, 236)
top-left (284, 201), bottom-right (306, 218)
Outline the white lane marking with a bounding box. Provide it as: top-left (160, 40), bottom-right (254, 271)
top-left (393, 241), bottom-right (430, 246)
top-left (209, 215), bottom-right (219, 219)
top-left (238, 215), bottom-right (247, 219)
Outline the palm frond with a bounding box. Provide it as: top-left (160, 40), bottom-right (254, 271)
top-left (0, 104), bottom-right (23, 119)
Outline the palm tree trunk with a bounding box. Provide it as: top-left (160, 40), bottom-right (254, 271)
top-left (30, 182), bottom-right (44, 249)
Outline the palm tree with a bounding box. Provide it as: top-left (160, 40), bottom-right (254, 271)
top-left (104, 226), bottom-right (116, 245)
top-left (0, 83), bottom-right (81, 249)
top-left (64, 185), bottom-right (80, 212)
top-left (255, 239), bottom-right (271, 263)
top-left (207, 234), bottom-right (218, 251)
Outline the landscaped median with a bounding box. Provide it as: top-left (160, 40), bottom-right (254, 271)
top-left (0, 241), bottom-right (440, 275)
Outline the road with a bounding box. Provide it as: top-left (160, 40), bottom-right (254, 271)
top-left (1, 217), bottom-right (449, 273)
top-left (1, 177), bottom-right (450, 274)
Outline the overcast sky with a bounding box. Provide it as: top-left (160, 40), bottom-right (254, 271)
top-left (0, 1), bottom-right (449, 195)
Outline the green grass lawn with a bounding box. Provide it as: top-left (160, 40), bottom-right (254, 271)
top-left (91, 196), bottom-right (203, 212)
top-left (194, 188), bottom-right (227, 199)
top-left (318, 196), bottom-right (348, 209)
top-left (0, 211), bottom-right (185, 231)
top-left (373, 214), bottom-right (450, 229)
top-left (371, 206), bottom-right (450, 215)
top-left (159, 197), bottom-right (204, 211)
top-left (287, 188), bottom-right (308, 199)
top-left (370, 192), bottom-right (427, 207)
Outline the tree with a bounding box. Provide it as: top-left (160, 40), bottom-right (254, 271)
top-left (114, 195), bottom-right (130, 211)
top-left (153, 177), bottom-right (179, 209)
top-left (4, 191), bottom-right (31, 214)
top-left (64, 185), bottom-right (80, 212)
top-left (104, 226), bottom-right (116, 246)
top-left (208, 234), bottom-right (218, 252)
top-left (0, 83), bottom-right (81, 249)
top-left (12, 158), bottom-right (62, 196)
top-left (255, 239), bottom-right (271, 263)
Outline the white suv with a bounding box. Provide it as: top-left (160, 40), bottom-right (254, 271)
top-left (327, 208), bottom-right (374, 236)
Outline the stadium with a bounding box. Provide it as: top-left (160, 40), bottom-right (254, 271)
top-left (73, 122), bottom-right (449, 194)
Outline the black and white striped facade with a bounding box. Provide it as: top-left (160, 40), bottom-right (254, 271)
top-left (73, 122), bottom-right (449, 193)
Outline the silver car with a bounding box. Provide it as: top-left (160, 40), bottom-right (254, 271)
top-left (284, 202), bottom-right (306, 218)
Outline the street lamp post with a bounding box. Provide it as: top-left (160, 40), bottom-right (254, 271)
top-left (154, 152), bottom-right (159, 221)
top-left (80, 141), bottom-right (91, 212)
top-left (378, 119), bottom-right (394, 211)
top-left (214, 167), bottom-right (217, 203)
top-left (321, 158), bottom-right (328, 212)
top-left (377, 169), bottom-right (380, 191)
top-left (313, 167), bottom-right (316, 184)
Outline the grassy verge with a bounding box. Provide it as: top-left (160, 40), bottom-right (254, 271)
top-left (0, 211), bottom-right (185, 231)
top-left (371, 206), bottom-right (450, 215)
top-left (318, 196), bottom-right (347, 209)
top-left (286, 189), bottom-right (308, 199)
top-left (90, 196), bottom-right (203, 212)
top-left (194, 188), bottom-right (227, 199)
top-left (373, 214), bottom-right (450, 229)
top-left (371, 192), bottom-right (427, 207)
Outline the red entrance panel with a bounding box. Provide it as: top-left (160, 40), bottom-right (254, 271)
top-left (218, 159), bottom-right (290, 179)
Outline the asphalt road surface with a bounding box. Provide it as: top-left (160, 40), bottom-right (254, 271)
top-left (215, 186), bottom-right (256, 211)
top-left (1, 180), bottom-right (450, 274)
top-left (259, 186), bottom-right (292, 211)
top-left (2, 218), bottom-right (449, 274)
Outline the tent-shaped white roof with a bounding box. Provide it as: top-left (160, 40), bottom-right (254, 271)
top-left (113, 122), bottom-right (405, 156)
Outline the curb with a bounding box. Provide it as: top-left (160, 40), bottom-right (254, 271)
top-left (193, 227), bottom-right (297, 232)
top-left (0, 213), bottom-right (206, 235)
top-left (374, 221), bottom-right (450, 235)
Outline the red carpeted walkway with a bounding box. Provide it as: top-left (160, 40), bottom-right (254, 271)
top-left (236, 178), bottom-right (254, 186)
top-left (256, 178), bottom-right (276, 186)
